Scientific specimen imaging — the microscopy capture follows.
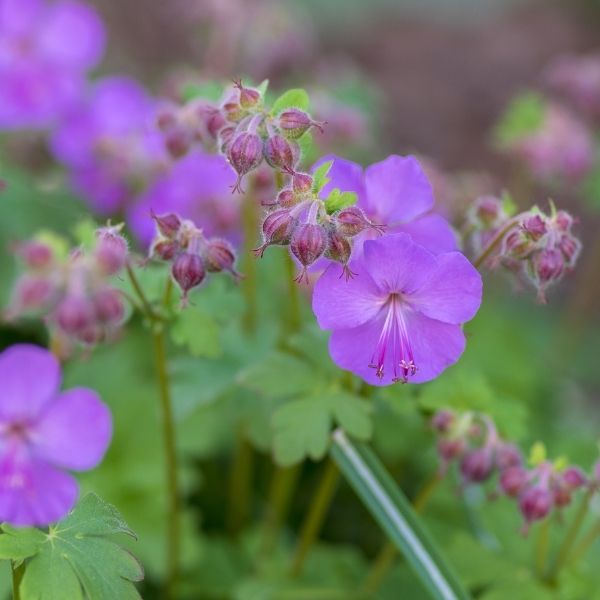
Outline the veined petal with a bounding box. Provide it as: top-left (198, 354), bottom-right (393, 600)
top-left (393, 213), bottom-right (457, 254)
top-left (411, 252), bottom-right (482, 324)
top-left (313, 262), bottom-right (383, 330)
top-left (31, 388), bottom-right (112, 471)
top-left (0, 345), bottom-right (60, 421)
top-left (364, 155), bottom-right (434, 223)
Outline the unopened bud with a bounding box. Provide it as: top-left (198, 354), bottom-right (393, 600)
top-left (164, 126), bottom-right (192, 158)
top-left (218, 126), bottom-right (235, 154)
top-left (500, 466), bottom-right (528, 497)
top-left (437, 438), bottom-right (466, 462)
top-left (15, 241), bottom-right (54, 269)
top-left (470, 196), bottom-right (503, 229)
top-left (460, 448), bottom-right (494, 483)
top-left (558, 234), bottom-right (580, 265)
top-left (253, 209), bottom-right (295, 257)
top-left (234, 80), bottom-right (261, 109)
top-left (228, 131), bottom-right (263, 193)
top-left (152, 211), bottom-right (182, 239)
top-left (290, 223), bottom-right (328, 283)
top-left (277, 108), bottom-right (324, 139)
top-left (171, 252), bottom-right (206, 301)
top-left (10, 276), bottom-right (55, 313)
top-left (94, 287), bottom-right (125, 325)
top-left (55, 295), bottom-right (96, 336)
top-left (495, 443), bottom-right (523, 470)
top-left (95, 227), bottom-right (128, 276)
top-left (519, 486), bottom-right (552, 522)
top-left (534, 248), bottom-right (564, 283)
top-left (554, 210), bottom-right (574, 232)
top-left (325, 230), bottom-right (354, 280)
top-left (204, 238), bottom-right (241, 280)
top-left (562, 466), bottom-right (587, 489)
top-left (336, 206), bottom-right (383, 237)
top-left (152, 240), bottom-right (179, 261)
top-left (263, 134), bottom-right (300, 171)
top-left (431, 410), bottom-right (455, 433)
top-left (522, 214), bottom-right (547, 241)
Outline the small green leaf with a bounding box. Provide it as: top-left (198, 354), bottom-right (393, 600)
top-left (494, 91), bottom-right (545, 147)
top-left (171, 306), bottom-right (222, 359)
top-left (501, 191), bottom-right (517, 217)
top-left (324, 188), bottom-right (358, 214)
top-left (328, 392), bottom-right (373, 440)
top-left (0, 525), bottom-right (44, 560)
top-left (312, 160), bottom-right (333, 194)
top-left (271, 88), bottom-right (310, 115)
top-left (273, 397), bottom-right (331, 466)
top-left (256, 79), bottom-right (269, 97)
top-left (18, 494), bottom-right (143, 600)
top-left (528, 441), bottom-right (547, 466)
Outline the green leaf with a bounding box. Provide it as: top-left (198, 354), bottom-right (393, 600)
top-left (494, 91), bottom-right (545, 148)
top-left (312, 160), bottom-right (333, 194)
top-left (0, 525), bottom-right (44, 561)
top-left (73, 219), bottom-right (100, 251)
top-left (256, 79), bottom-right (269, 97)
top-left (331, 431), bottom-right (471, 600)
top-left (500, 191), bottom-right (517, 217)
top-left (171, 305), bottom-right (222, 359)
top-left (237, 351), bottom-right (319, 397)
top-left (17, 494), bottom-right (143, 600)
top-left (324, 188), bottom-right (358, 214)
top-left (328, 392), bottom-right (372, 440)
top-left (528, 441), bottom-right (547, 466)
top-left (271, 88), bottom-right (310, 115)
top-left (273, 397), bottom-right (331, 466)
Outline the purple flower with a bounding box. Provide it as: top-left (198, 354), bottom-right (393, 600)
top-left (314, 155), bottom-right (457, 256)
top-left (312, 234), bottom-right (482, 386)
top-left (50, 76), bottom-right (166, 214)
top-left (128, 150), bottom-right (241, 248)
top-left (0, 0), bottom-right (105, 128)
top-left (0, 344), bottom-right (112, 525)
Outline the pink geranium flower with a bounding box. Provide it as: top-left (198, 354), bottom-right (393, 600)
top-left (312, 234), bottom-right (482, 386)
top-left (0, 344), bottom-right (112, 526)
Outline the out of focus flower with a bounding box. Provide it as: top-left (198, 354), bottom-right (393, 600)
top-left (0, 0), bottom-right (105, 128)
top-left (50, 76), bottom-right (167, 214)
top-left (312, 233), bottom-right (482, 386)
top-left (129, 151), bottom-right (242, 248)
top-left (315, 155), bottom-right (457, 257)
top-left (544, 52), bottom-right (600, 120)
top-left (0, 344), bottom-right (111, 525)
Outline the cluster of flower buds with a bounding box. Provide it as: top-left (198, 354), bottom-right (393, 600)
top-left (5, 226), bottom-right (128, 351)
top-left (149, 211), bottom-right (242, 303)
top-left (254, 166), bottom-right (383, 282)
top-left (432, 409), bottom-right (590, 534)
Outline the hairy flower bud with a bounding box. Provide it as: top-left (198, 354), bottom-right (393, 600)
top-left (431, 410), bottom-right (455, 433)
top-left (554, 210), bottom-right (574, 232)
top-left (290, 223), bottom-right (328, 283)
top-left (277, 108), bottom-right (324, 139)
top-left (253, 209), bottom-right (295, 257)
top-left (562, 467), bottom-right (587, 489)
top-left (335, 206), bottom-right (383, 237)
top-left (522, 214), bottom-right (547, 241)
top-left (558, 234), bottom-right (580, 265)
top-left (95, 227), bottom-right (128, 276)
top-left (152, 211), bottom-right (182, 239)
top-left (460, 448), bottom-right (494, 483)
top-left (263, 134), bottom-right (299, 171)
top-left (152, 240), bottom-right (179, 261)
top-left (171, 252), bottom-right (206, 301)
top-left (437, 438), bottom-right (466, 463)
top-left (277, 188), bottom-right (297, 209)
top-left (9, 276), bottom-right (56, 314)
top-left (204, 108), bottom-right (226, 139)
top-left (500, 466), bottom-right (528, 497)
top-left (325, 230), bottom-right (354, 280)
top-left (227, 131), bottom-right (263, 193)
top-left (534, 248), bottom-right (564, 284)
top-left (519, 486), bottom-right (552, 523)
top-left (15, 241), bottom-right (54, 270)
top-left (164, 126), bottom-right (192, 158)
top-left (495, 443), bottom-right (523, 470)
top-left (55, 295), bottom-right (96, 336)
top-left (218, 126), bottom-right (235, 154)
top-left (234, 80), bottom-right (261, 109)
top-left (204, 238), bottom-right (241, 280)
top-left (469, 196), bottom-right (504, 229)
top-left (94, 287), bottom-right (125, 325)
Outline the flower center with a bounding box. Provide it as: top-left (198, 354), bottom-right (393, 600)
top-left (0, 421), bottom-right (31, 442)
top-left (369, 293), bottom-right (417, 383)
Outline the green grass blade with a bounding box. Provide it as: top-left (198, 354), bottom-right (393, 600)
top-left (331, 429), bottom-right (471, 600)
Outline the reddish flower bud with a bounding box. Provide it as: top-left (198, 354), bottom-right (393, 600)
top-left (253, 209), bottom-right (295, 257)
top-left (234, 80), bottom-right (261, 109)
top-left (152, 240), bottom-right (179, 261)
top-left (55, 295), bottom-right (97, 336)
top-left (222, 99), bottom-right (245, 122)
top-left (460, 448), bottom-right (494, 483)
top-left (171, 252), bottom-right (206, 301)
top-left (431, 410), bottom-right (455, 433)
top-left (504, 229), bottom-right (534, 259)
top-left (156, 106), bottom-right (178, 131)
top-left (519, 486), bottom-right (552, 523)
top-left (522, 214), bottom-right (547, 241)
top-left (94, 287), bottom-right (125, 325)
top-left (10, 276), bottom-right (56, 313)
top-left (554, 210), bottom-right (574, 232)
top-left (558, 234), bottom-right (580, 265)
top-left (277, 188), bottom-right (297, 208)
top-left (151, 211), bottom-right (182, 239)
top-left (325, 230), bottom-right (355, 281)
top-left (205, 109), bottom-right (226, 139)
top-left (437, 438), bottom-right (466, 462)
top-left (500, 466), bottom-right (528, 497)
top-left (218, 126), bottom-right (235, 154)
top-left (290, 223), bottom-right (328, 283)
top-left (562, 467), bottom-right (587, 489)
top-left (335, 206), bottom-right (383, 237)
top-left (290, 170), bottom-right (313, 194)
top-left (227, 131), bottom-right (263, 193)
top-left (204, 238), bottom-right (241, 280)
top-left (15, 241), bottom-right (54, 269)
top-left (277, 108), bottom-right (324, 139)
top-left (95, 227), bottom-right (128, 276)
top-left (495, 443), bottom-right (523, 470)
top-left (470, 196), bottom-right (503, 229)
top-left (263, 134), bottom-right (299, 171)
top-left (164, 126), bottom-right (192, 158)
top-left (534, 248), bottom-right (564, 283)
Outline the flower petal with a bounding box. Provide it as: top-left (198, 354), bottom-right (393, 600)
top-left (0, 457), bottom-right (77, 526)
top-left (362, 233), bottom-right (438, 294)
top-left (312, 155), bottom-right (366, 203)
top-left (312, 262), bottom-right (383, 330)
top-left (0, 345), bottom-right (60, 421)
top-left (411, 252), bottom-right (483, 324)
top-left (364, 155), bottom-right (435, 223)
top-left (393, 213), bottom-right (457, 254)
top-left (31, 388), bottom-right (112, 471)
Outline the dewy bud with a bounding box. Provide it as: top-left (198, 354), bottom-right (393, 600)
top-left (460, 447), bottom-right (494, 483)
top-left (204, 238), bottom-right (241, 280)
top-left (95, 227), bottom-right (128, 276)
top-left (171, 252), bottom-right (206, 300)
top-left (519, 486), bottom-right (552, 523)
top-left (500, 466), bottom-right (528, 497)
top-left (335, 206), bottom-right (382, 237)
top-left (227, 131), bottom-right (263, 193)
top-left (94, 287), bottom-right (125, 325)
top-left (290, 223), bottom-right (328, 283)
top-left (277, 108), bottom-right (324, 139)
top-left (263, 134), bottom-right (299, 171)
top-left (152, 211), bottom-right (182, 239)
top-left (253, 209), bottom-right (295, 257)
top-left (55, 294), bottom-right (96, 336)
top-left (15, 241), bottom-right (54, 269)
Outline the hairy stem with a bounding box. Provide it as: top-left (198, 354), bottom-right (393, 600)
top-left (473, 218), bottom-right (519, 269)
top-left (290, 459), bottom-right (340, 577)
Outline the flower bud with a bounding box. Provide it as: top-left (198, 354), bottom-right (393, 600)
top-left (325, 230), bottom-right (354, 280)
top-left (277, 108), bottom-right (324, 139)
top-left (151, 211), bottom-right (182, 239)
top-left (234, 80), bottom-right (261, 109)
top-left (437, 438), bottom-right (466, 462)
top-left (519, 486), bottom-right (552, 523)
top-left (164, 126), bottom-right (192, 158)
top-left (171, 252), bottom-right (206, 301)
top-left (558, 234), bottom-right (580, 265)
top-left (534, 248), bottom-right (564, 284)
top-left (15, 241), bottom-right (54, 270)
top-left (460, 448), bottom-right (494, 483)
top-left (204, 238), bottom-right (241, 280)
top-left (55, 295), bottom-right (96, 336)
top-left (290, 223), bottom-right (328, 283)
top-left (495, 443), bottom-right (523, 470)
top-left (500, 466), bottom-right (528, 497)
top-left (431, 410), bottom-right (455, 433)
top-left (263, 134), bottom-right (300, 171)
top-left (204, 109), bottom-right (226, 139)
top-left (335, 206), bottom-right (382, 237)
top-left (554, 210), bottom-right (574, 232)
top-left (522, 214), bottom-right (548, 241)
top-left (227, 131), bottom-right (263, 193)
top-left (156, 106), bottom-right (178, 131)
top-left (253, 209), bottom-right (295, 257)
top-left (9, 276), bottom-right (56, 313)
top-left (94, 287), bottom-right (125, 325)
top-left (504, 229), bottom-right (534, 259)
top-left (95, 227), bottom-right (128, 276)
top-left (470, 196), bottom-right (504, 229)
top-left (276, 188), bottom-right (297, 209)
top-left (222, 97), bottom-right (245, 122)
top-left (561, 466), bottom-right (587, 489)
top-left (152, 240), bottom-right (179, 261)
top-left (218, 126), bottom-right (235, 154)
top-left (290, 170), bottom-right (313, 194)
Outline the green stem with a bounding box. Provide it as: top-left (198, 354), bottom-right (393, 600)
top-left (283, 254), bottom-right (302, 335)
top-left (241, 191), bottom-right (259, 334)
top-left (570, 515), bottom-right (600, 564)
top-left (290, 459), bottom-right (340, 577)
top-left (545, 488), bottom-right (594, 582)
top-left (472, 218), bottom-right (518, 269)
top-left (12, 561), bottom-right (24, 600)
top-left (125, 262), bottom-right (157, 320)
top-left (361, 473), bottom-right (442, 595)
top-left (260, 464), bottom-right (302, 554)
top-left (535, 518), bottom-right (551, 579)
top-left (227, 427), bottom-right (255, 535)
